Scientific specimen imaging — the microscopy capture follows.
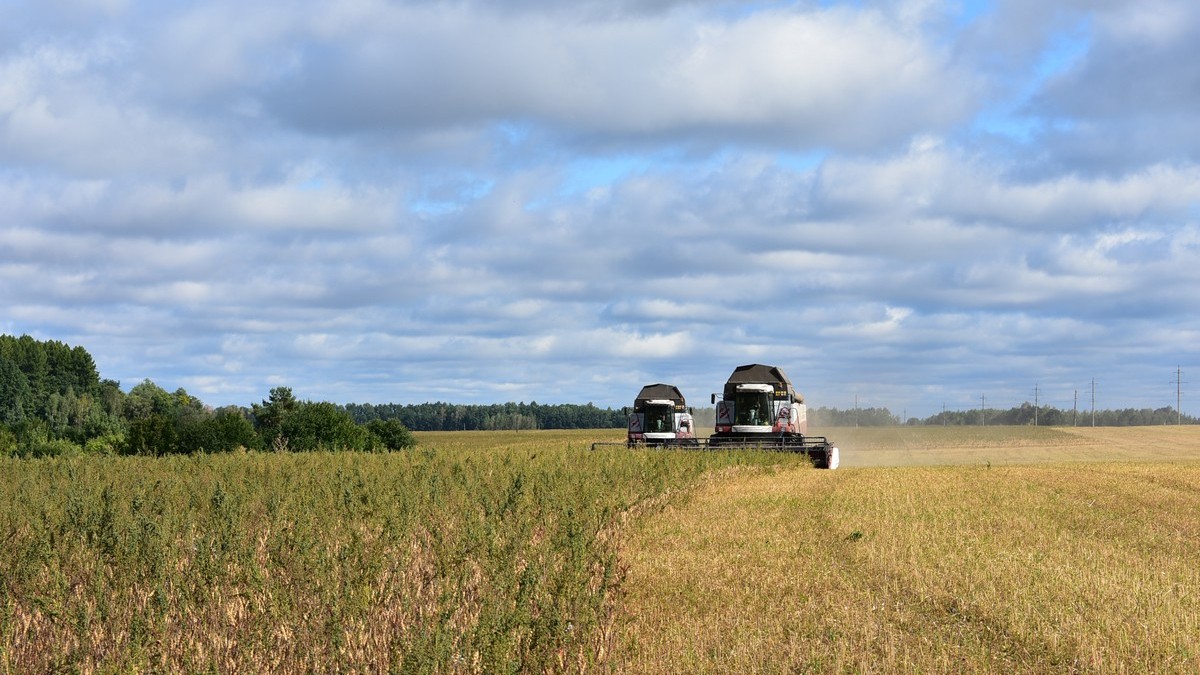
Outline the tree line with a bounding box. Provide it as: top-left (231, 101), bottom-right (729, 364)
top-left (0, 335), bottom-right (416, 457)
top-left (343, 401), bottom-right (626, 431)
top-left (808, 403), bottom-right (1197, 427)
top-left (0, 335), bottom-right (628, 458)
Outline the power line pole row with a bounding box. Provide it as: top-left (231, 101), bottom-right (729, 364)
top-left (882, 368), bottom-right (1188, 424)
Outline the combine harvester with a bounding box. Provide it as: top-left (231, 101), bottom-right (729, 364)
top-left (708, 363), bottom-right (839, 469)
top-left (595, 364), bottom-right (839, 469)
top-left (624, 383), bottom-right (697, 448)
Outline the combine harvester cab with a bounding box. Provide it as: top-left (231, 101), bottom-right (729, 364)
top-left (627, 383), bottom-right (697, 448)
top-left (710, 364), bottom-right (839, 469)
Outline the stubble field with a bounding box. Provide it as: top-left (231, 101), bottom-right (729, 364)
top-left (2, 426), bottom-right (1198, 673)
top-left (613, 425), bottom-right (1200, 673)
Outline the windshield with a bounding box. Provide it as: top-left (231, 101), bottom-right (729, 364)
top-left (644, 406), bottom-right (673, 433)
top-left (734, 392), bottom-right (773, 426)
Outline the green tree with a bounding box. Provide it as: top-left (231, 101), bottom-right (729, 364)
top-left (252, 386), bottom-right (297, 443)
top-left (177, 409), bottom-right (258, 454)
top-left (98, 379), bottom-right (125, 417)
top-left (126, 379), bottom-right (175, 419)
top-left (278, 401), bottom-right (372, 452)
top-left (14, 335), bottom-right (50, 416)
top-left (0, 425), bottom-right (16, 456)
top-left (365, 418), bottom-right (417, 451)
top-left (68, 345), bottom-right (100, 393)
top-left (125, 413), bottom-right (178, 456)
top-left (0, 357), bottom-right (31, 425)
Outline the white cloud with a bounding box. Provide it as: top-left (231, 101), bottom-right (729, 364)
top-left (264, 3), bottom-right (974, 148)
top-left (2, 0), bottom-right (1199, 416)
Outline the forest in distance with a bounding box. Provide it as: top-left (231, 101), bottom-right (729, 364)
top-left (349, 400), bottom-right (1199, 431)
top-left (1, 333), bottom-right (1196, 458)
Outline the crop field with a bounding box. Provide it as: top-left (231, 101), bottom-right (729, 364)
top-left (0, 430), bottom-right (803, 673)
top-left (830, 424), bottom-right (1200, 467)
top-left (614, 426), bottom-right (1200, 673)
top-left (2, 426), bottom-right (1199, 673)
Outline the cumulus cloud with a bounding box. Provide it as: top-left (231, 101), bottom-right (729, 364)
top-left (1, 0), bottom-right (1199, 417)
top-left (264, 3), bottom-right (974, 150)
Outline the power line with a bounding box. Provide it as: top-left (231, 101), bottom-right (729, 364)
top-left (1091, 378), bottom-right (1096, 427)
top-left (1172, 366), bottom-right (1187, 425)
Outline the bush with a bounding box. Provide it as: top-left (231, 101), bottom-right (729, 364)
top-left (20, 437), bottom-right (83, 458)
top-left (178, 410), bottom-right (259, 454)
top-left (84, 433), bottom-right (124, 456)
top-left (0, 425), bottom-right (16, 456)
top-left (365, 418), bottom-right (417, 451)
top-left (279, 401), bottom-right (373, 452)
top-left (125, 413), bottom-right (177, 456)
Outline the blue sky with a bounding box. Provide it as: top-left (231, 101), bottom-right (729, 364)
top-left (3, 0), bottom-right (1200, 419)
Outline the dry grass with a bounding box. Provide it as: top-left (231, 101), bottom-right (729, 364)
top-left (613, 427), bottom-right (1200, 673)
top-left (0, 429), bottom-right (806, 674)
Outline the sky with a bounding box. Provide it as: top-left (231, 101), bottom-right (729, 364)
top-left (3, 0), bottom-right (1200, 419)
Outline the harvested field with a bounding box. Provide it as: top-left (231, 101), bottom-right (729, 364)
top-left (829, 425), bottom-right (1200, 467)
top-left (613, 426), bottom-right (1200, 673)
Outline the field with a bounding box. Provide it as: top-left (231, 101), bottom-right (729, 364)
top-left (0, 430), bottom-right (799, 673)
top-left (615, 426), bottom-right (1200, 673)
top-left (2, 426), bottom-right (1199, 673)
top-left (832, 425), bottom-right (1200, 467)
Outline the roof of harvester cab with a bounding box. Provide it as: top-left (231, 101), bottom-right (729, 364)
top-left (724, 364), bottom-right (793, 386)
top-left (723, 364), bottom-right (804, 403)
top-left (634, 383), bottom-right (686, 403)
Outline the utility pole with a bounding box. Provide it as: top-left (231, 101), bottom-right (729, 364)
top-left (1073, 389), bottom-right (1078, 427)
top-left (1091, 378), bottom-right (1096, 427)
top-left (1033, 384), bottom-right (1039, 426)
top-left (1173, 366), bottom-right (1185, 425)
top-left (854, 394), bottom-right (859, 428)
top-left (980, 394), bottom-right (986, 427)
top-left (942, 402), bottom-right (947, 426)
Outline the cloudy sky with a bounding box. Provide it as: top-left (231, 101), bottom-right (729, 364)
top-left (3, 0), bottom-right (1199, 418)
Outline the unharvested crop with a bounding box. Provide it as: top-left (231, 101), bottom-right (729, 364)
top-left (0, 429), bottom-right (806, 673)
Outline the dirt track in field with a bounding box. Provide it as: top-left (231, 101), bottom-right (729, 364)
top-left (822, 425), bottom-right (1200, 467)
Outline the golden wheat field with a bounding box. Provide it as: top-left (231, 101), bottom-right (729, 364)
top-left (613, 425), bottom-right (1200, 673)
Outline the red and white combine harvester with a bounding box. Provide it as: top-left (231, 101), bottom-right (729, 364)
top-left (708, 363), bottom-right (838, 469)
top-left (625, 383), bottom-right (697, 447)
top-left (597, 363), bottom-right (839, 469)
